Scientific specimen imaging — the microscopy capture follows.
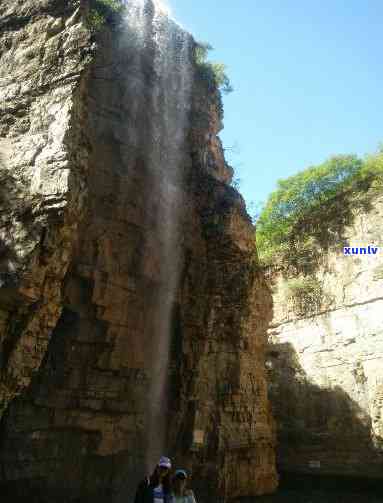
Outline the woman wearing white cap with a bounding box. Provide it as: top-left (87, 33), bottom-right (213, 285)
top-left (171, 469), bottom-right (197, 503)
top-left (134, 456), bottom-right (173, 503)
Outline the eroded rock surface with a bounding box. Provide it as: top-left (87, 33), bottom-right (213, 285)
top-left (0, 1), bottom-right (277, 501)
top-left (0, 0), bottom-right (91, 417)
top-left (267, 191), bottom-right (383, 478)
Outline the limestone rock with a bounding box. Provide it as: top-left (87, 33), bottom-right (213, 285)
top-left (267, 191), bottom-right (383, 479)
top-left (0, 1), bottom-right (277, 501)
top-left (0, 0), bottom-right (91, 417)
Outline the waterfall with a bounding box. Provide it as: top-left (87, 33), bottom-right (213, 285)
top-left (123, 0), bottom-right (192, 471)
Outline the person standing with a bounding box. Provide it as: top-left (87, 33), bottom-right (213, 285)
top-left (171, 469), bottom-right (197, 503)
top-left (134, 456), bottom-right (173, 503)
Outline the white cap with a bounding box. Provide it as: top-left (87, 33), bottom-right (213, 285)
top-left (158, 456), bottom-right (172, 469)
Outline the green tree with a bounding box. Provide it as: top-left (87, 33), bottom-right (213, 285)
top-left (255, 152), bottom-right (382, 268)
top-left (360, 148), bottom-right (383, 187)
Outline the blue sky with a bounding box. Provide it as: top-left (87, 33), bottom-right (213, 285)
top-left (171, 0), bottom-right (383, 214)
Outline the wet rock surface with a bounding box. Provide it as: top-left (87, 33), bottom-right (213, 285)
top-left (247, 490), bottom-right (382, 503)
top-left (239, 473), bottom-right (383, 502)
top-left (0, 1), bottom-right (277, 501)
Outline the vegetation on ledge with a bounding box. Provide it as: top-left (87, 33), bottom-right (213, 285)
top-left (86, 0), bottom-right (126, 32)
top-left (283, 276), bottom-right (329, 317)
top-left (193, 42), bottom-right (233, 121)
top-left (256, 147), bottom-right (383, 272)
top-left (194, 42), bottom-right (234, 95)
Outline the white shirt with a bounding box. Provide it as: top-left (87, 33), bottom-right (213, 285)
top-left (172, 490), bottom-right (197, 503)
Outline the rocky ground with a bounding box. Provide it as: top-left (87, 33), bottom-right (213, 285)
top-left (250, 489), bottom-right (382, 502)
top-left (241, 474), bottom-right (383, 503)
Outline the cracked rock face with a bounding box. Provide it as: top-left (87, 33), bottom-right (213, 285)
top-left (0, 1), bottom-right (277, 501)
top-left (267, 191), bottom-right (383, 478)
top-left (0, 0), bottom-right (91, 417)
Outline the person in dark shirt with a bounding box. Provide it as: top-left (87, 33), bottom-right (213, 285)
top-left (134, 456), bottom-right (173, 503)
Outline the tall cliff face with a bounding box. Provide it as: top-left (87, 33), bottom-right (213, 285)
top-left (0, 1), bottom-right (277, 501)
top-left (0, 0), bottom-right (92, 418)
top-left (267, 190), bottom-right (383, 479)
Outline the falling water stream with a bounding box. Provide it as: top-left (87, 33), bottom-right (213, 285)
top-left (123, 0), bottom-right (192, 471)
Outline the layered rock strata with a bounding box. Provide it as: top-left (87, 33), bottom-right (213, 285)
top-left (0, 1), bottom-right (277, 501)
top-left (267, 191), bottom-right (383, 479)
top-left (0, 0), bottom-right (92, 418)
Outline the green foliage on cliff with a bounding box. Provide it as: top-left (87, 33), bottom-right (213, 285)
top-left (87, 0), bottom-right (126, 32)
top-left (283, 276), bottom-right (325, 317)
top-left (256, 148), bottom-right (383, 270)
top-left (194, 42), bottom-right (234, 95)
top-left (360, 145), bottom-right (383, 187)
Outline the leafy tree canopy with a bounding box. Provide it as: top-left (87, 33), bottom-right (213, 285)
top-left (256, 148), bottom-right (383, 268)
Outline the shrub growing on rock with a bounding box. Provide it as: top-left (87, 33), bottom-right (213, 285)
top-left (284, 276), bottom-right (324, 317)
top-left (87, 0), bottom-right (126, 32)
top-left (194, 42), bottom-right (233, 95)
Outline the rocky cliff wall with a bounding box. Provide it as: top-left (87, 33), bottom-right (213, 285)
top-left (267, 190), bottom-right (383, 479)
top-left (0, 1), bottom-right (277, 501)
top-left (0, 0), bottom-right (91, 419)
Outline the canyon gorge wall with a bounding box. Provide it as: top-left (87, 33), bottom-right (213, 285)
top-left (0, 1), bottom-right (277, 501)
top-left (267, 189), bottom-right (383, 479)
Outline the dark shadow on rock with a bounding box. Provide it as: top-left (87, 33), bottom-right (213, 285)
top-left (235, 472), bottom-right (383, 503)
top-left (0, 139), bottom-right (66, 376)
top-left (251, 340), bottom-right (383, 501)
top-left (0, 270), bottom-right (147, 503)
top-left (0, 141), bottom-right (23, 294)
